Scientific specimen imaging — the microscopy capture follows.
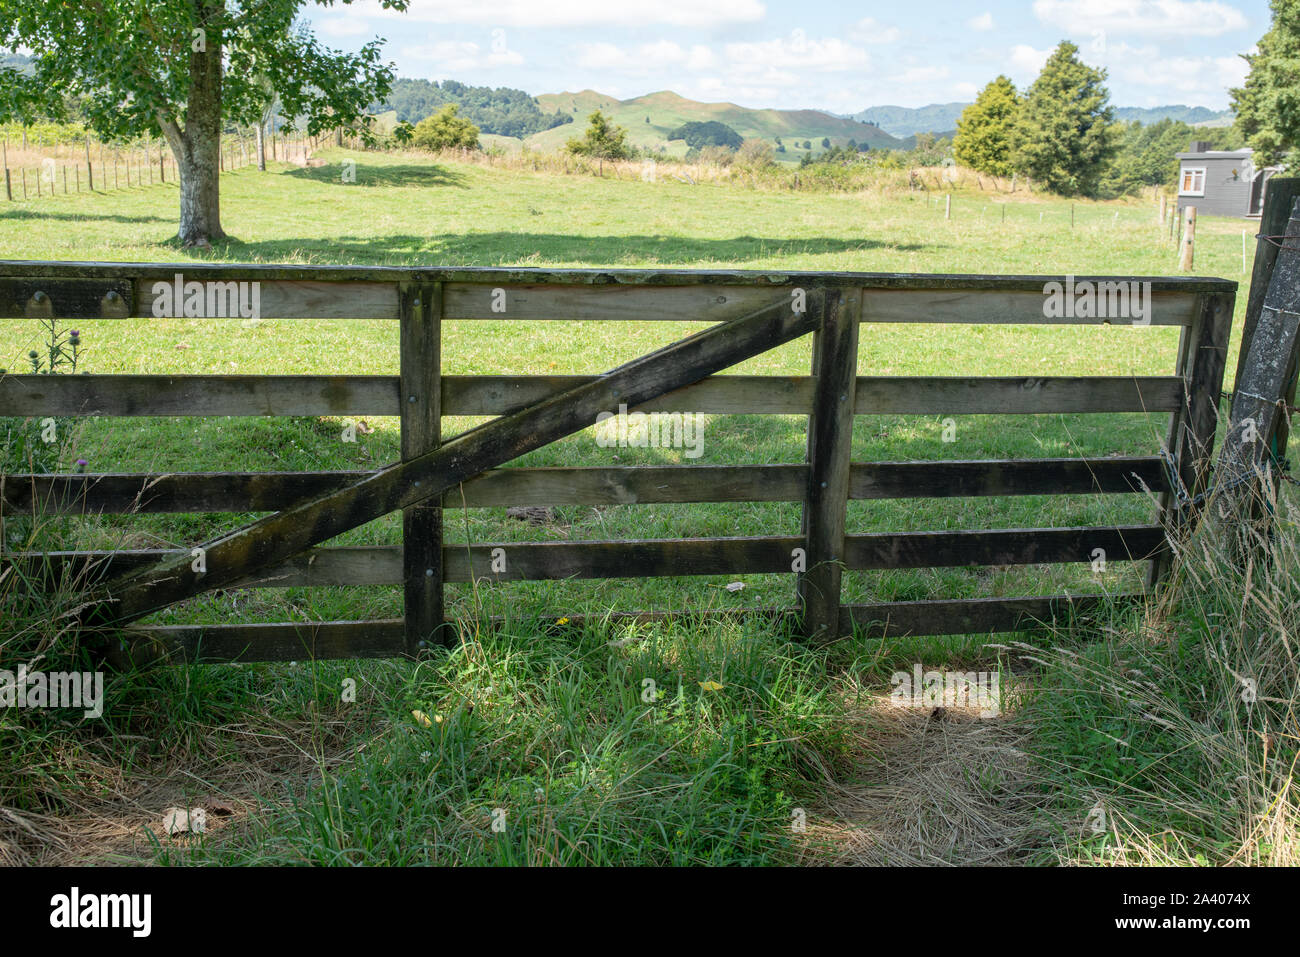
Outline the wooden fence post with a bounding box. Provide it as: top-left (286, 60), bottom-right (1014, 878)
top-left (1235, 179), bottom-right (1300, 388)
top-left (1149, 288), bottom-right (1235, 585)
top-left (400, 281), bottom-right (447, 652)
top-left (4, 168), bottom-right (10, 202)
top-left (85, 136), bottom-right (93, 191)
top-left (797, 288), bottom-right (859, 641)
top-left (1215, 197), bottom-right (1300, 542)
top-left (1180, 206), bottom-right (1197, 270)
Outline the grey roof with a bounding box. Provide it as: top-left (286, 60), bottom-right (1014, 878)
top-left (1176, 148), bottom-right (1252, 160)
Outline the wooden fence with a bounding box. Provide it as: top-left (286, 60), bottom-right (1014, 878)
top-left (0, 263), bottom-right (1236, 663)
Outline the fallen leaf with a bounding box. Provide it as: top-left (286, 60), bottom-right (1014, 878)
top-left (699, 680), bottom-right (724, 692)
top-left (725, 581), bottom-right (744, 592)
top-left (412, 709), bottom-right (433, 727)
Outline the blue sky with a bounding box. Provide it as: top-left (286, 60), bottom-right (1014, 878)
top-left (306, 0), bottom-right (1274, 112)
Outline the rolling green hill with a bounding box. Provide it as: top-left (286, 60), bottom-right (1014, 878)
top-left (527, 89), bottom-right (903, 161)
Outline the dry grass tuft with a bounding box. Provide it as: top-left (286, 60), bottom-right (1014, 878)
top-left (800, 687), bottom-right (1054, 866)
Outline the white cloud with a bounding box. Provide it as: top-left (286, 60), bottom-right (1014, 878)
top-left (955, 81), bottom-right (979, 98)
top-left (399, 40), bottom-right (523, 72)
top-left (315, 17), bottom-right (376, 39)
top-left (354, 0), bottom-right (765, 28)
top-left (724, 36), bottom-right (870, 72)
top-left (1009, 44), bottom-right (1053, 77)
top-left (851, 18), bottom-right (903, 44)
top-left (575, 41), bottom-right (716, 73)
top-left (1108, 47), bottom-right (1249, 100)
top-left (967, 12), bottom-right (995, 31)
top-left (1032, 0), bottom-right (1248, 38)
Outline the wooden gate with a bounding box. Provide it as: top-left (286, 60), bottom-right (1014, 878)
top-left (0, 263), bottom-right (1236, 662)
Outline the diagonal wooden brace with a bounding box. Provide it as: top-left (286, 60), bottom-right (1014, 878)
top-left (83, 290), bottom-right (824, 628)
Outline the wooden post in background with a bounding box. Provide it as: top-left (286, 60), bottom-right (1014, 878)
top-left (1179, 206), bottom-right (1196, 270)
top-left (400, 281), bottom-right (448, 653)
top-left (84, 136), bottom-right (93, 191)
top-left (944, 194), bottom-right (951, 220)
top-left (798, 288), bottom-right (860, 641)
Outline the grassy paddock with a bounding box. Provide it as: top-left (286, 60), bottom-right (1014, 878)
top-left (0, 150), bottom-right (1292, 866)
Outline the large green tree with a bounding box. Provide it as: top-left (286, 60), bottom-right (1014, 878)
top-left (1231, 0), bottom-right (1300, 166)
top-left (411, 103), bottom-right (480, 151)
top-left (1010, 41), bottom-right (1116, 196)
top-left (0, 1), bottom-right (407, 246)
top-left (953, 75), bottom-right (1020, 177)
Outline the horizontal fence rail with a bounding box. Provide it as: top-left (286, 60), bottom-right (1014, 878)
top-left (0, 262), bottom-right (1236, 662)
top-left (2, 457), bottom-right (1170, 515)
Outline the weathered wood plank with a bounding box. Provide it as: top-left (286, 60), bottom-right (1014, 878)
top-left (849, 456), bottom-right (1168, 499)
top-left (1235, 179), bottom-right (1300, 387)
top-left (134, 278), bottom-right (396, 320)
top-left (443, 283), bottom-right (785, 321)
top-left (0, 373), bottom-right (1180, 418)
top-left (446, 374), bottom-right (812, 415)
top-left (84, 292), bottom-right (827, 626)
top-left (0, 261), bottom-right (1238, 296)
top-left (0, 277), bottom-right (132, 319)
top-left (844, 524), bottom-right (1166, 568)
top-left (1216, 199), bottom-right (1300, 533)
top-left (20, 546), bottom-right (403, 589)
top-left (0, 470), bottom-right (375, 514)
top-left (28, 525), bottom-right (1165, 591)
top-left (400, 281), bottom-right (447, 651)
top-left (2, 457), bottom-right (1169, 516)
top-left (855, 376), bottom-right (1182, 414)
top-left (863, 287), bottom-right (1198, 326)
top-left (799, 288), bottom-right (859, 641)
top-left (0, 374), bottom-right (399, 417)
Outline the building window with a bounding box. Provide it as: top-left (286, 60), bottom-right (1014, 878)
top-left (1180, 167), bottom-right (1206, 196)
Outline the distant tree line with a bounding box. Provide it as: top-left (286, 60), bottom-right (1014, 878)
top-left (379, 79), bottom-right (572, 138)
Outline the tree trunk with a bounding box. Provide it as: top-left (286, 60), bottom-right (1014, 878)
top-left (255, 122), bottom-right (266, 171)
top-left (161, 11), bottom-right (226, 246)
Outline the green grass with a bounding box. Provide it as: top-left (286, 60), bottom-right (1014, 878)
top-left (0, 149), bottom-right (1283, 866)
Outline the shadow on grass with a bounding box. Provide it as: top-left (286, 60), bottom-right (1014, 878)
top-left (0, 208), bottom-right (172, 225)
top-left (282, 162), bottom-right (469, 189)
top-left (210, 231), bottom-right (924, 266)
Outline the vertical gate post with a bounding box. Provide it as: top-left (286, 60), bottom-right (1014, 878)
top-left (1235, 179), bottom-right (1300, 455)
top-left (400, 281), bottom-right (448, 653)
top-left (1149, 289), bottom-right (1234, 585)
top-left (797, 287), bottom-right (860, 641)
top-left (1215, 197), bottom-right (1300, 546)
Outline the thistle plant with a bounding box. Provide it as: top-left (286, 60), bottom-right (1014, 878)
top-left (1, 319), bottom-right (86, 479)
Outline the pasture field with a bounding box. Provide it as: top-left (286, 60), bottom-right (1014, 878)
top-left (1, 150), bottom-right (1293, 867)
